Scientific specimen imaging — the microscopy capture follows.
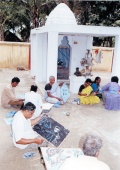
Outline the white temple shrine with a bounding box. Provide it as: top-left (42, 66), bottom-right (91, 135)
top-left (31, 3), bottom-right (120, 93)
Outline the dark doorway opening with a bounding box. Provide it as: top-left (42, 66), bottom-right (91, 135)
top-left (57, 36), bottom-right (70, 80)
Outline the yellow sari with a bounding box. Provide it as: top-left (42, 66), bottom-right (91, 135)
top-left (78, 86), bottom-right (100, 104)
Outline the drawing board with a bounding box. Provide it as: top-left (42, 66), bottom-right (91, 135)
top-left (33, 114), bottom-right (69, 147)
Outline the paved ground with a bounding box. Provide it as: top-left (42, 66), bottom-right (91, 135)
top-left (0, 69), bottom-right (120, 170)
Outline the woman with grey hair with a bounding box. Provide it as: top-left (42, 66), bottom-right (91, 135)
top-left (59, 134), bottom-right (110, 170)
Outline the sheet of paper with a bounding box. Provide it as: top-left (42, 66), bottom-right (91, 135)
top-left (16, 93), bottom-right (25, 99)
top-left (42, 103), bottom-right (54, 110)
top-left (40, 147), bottom-right (84, 170)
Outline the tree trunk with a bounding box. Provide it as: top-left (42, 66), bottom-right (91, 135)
top-left (33, 0), bottom-right (39, 28)
top-left (0, 25), bottom-right (4, 41)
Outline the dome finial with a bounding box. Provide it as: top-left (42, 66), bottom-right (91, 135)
top-left (45, 3), bottom-right (77, 26)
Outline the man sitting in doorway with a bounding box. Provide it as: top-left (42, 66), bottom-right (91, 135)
top-left (45, 76), bottom-right (70, 107)
top-left (1, 77), bottom-right (24, 108)
top-left (59, 134), bottom-right (110, 170)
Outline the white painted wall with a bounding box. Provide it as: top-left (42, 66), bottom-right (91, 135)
top-left (35, 34), bottom-right (43, 82)
top-left (31, 34), bottom-right (37, 76)
top-left (46, 32), bottom-right (58, 82)
top-left (32, 33), bottom-right (48, 82)
top-left (69, 76), bottom-right (86, 93)
top-left (69, 35), bottom-right (93, 75)
top-left (112, 35), bottom-right (120, 80)
top-left (42, 33), bottom-right (48, 82)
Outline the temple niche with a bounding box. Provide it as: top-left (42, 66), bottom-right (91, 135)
top-left (57, 36), bottom-right (70, 80)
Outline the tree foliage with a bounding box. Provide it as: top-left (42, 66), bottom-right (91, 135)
top-left (69, 1), bottom-right (120, 47)
top-left (0, 0), bottom-right (57, 41)
top-left (0, 0), bottom-right (120, 44)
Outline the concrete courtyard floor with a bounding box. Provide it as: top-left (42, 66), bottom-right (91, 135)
top-left (0, 69), bottom-right (120, 170)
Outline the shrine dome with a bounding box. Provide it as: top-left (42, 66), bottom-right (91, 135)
top-left (45, 3), bottom-right (77, 26)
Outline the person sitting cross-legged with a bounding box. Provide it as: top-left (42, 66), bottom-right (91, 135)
top-left (102, 76), bottom-right (120, 110)
top-left (12, 102), bottom-right (44, 149)
top-left (59, 134), bottom-right (110, 170)
top-left (45, 76), bottom-right (70, 107)
top-left (78, 79), bottom-right (100, 104)
top-left (91, 77), bottom-right (102, 99)
top-left (1, 77), bottom-right (24, 108)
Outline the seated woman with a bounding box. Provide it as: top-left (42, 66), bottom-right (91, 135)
top-left (102, 76), bottom-right (120, 110)
top-left (91, 77), bottom-right (102, 98)
top-left (78, 79), bottom-right (100, 105)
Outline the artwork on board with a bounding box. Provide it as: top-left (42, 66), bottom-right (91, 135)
top-left (33, 114), bottom-right (69, 147)
top-left (40, 147), bottom-right (84, 170)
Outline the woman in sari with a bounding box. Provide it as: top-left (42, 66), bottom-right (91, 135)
top-left (78, 79), bottom-right (100, 104)
top-left (91, 77), bottom-right (102, 99)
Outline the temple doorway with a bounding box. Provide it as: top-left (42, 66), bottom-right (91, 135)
top-left (57, 36), bottom-right (70, 80)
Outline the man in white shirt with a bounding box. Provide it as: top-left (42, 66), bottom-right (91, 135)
top-left (12, 102), bottom-right (44, 149)
top-left (24, 85), bottom-right (43, 119)
top-left (59, 135), bottom-right (110, 170)
top-left (1, 77), bottom-right (24, 108)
